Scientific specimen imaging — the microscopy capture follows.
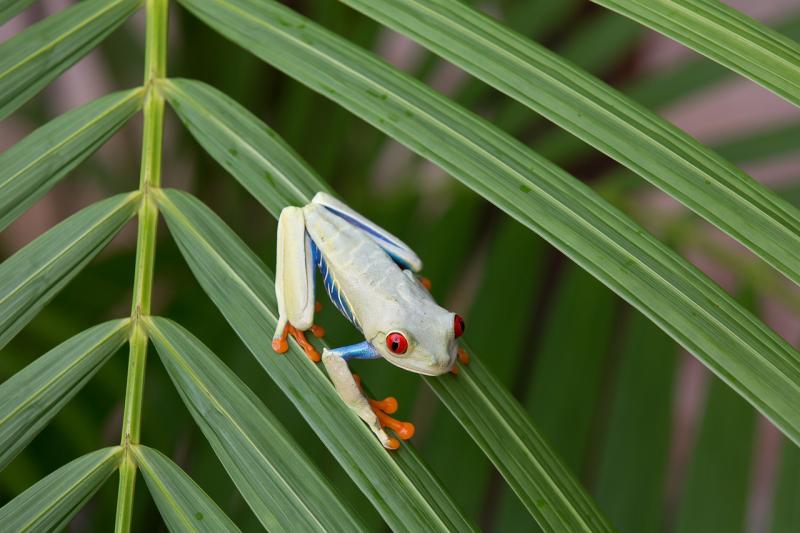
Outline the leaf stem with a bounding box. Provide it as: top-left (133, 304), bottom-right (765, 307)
top-left (115, 0), bottom-right (167, 531)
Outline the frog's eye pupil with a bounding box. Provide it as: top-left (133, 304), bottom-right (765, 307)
top-left (454, 315), bottom-right (465, 338)
top-left (386, 332), bottom-right (408, 354)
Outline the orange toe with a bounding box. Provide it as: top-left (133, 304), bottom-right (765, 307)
top-left (288, 325), bottom-right (321, 362)
top-left (458, 347), bottom-right (470, 365)
top-left (273, 324), bottom-right (321, 362)
top-left (450, 365), bottom-right (459, 375)
top-left (375, 409), bottom-right (415, 440)
top-left (385, 437), bottom-right (400, 450)
top-left (370, 396), bottom-right (398, 414)
top-left (310, 324), bottom-right (325, 338)
top-left (392, 420), bottom-right (415, 440)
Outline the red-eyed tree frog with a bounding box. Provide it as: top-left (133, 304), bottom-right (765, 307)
top-left (271, 192), bottom-right (469, 449)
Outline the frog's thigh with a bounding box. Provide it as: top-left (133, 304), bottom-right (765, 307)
top-left (311, 191), bottom-right (422, 272)
top-left (274, 206), bottom-right (315, 337)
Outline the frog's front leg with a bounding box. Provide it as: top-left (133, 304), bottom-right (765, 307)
top-left (322, 341), bottom-right (414, 450)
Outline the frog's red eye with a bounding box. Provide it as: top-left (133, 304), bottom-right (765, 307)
top-left (386, 332), bottom-right (408, 355)
top-left (454, 315), bottom-right (465, 338)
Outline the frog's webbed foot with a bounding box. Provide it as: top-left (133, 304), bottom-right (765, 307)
top-left (352, 374), bottom-right (415, 448)
top-left (271, 323), bottom-right (322, 362)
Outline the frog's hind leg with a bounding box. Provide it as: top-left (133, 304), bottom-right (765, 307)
top-left (321, 341), bottom-right (415, 450)
top-left (311, 192), bottom-right (423, 272)
top-left (272, 206), bottom-right (323, 362)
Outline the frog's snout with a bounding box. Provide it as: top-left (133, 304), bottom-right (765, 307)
top-left (414, 351), bottom-right (455, 376)
top-left (428, 345), bottom-right (458, 375)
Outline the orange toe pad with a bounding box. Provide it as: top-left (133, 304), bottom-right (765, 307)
top-left (271, 337), bottom-right (288, 353)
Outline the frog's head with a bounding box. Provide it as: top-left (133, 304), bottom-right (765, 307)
top-left (369, 302), bottom-right (466, 376)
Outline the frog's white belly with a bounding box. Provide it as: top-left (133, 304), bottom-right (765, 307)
top-left (303, 203), bottom-right (421, 339)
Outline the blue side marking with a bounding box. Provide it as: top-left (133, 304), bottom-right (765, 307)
top-left (309, 236), bottom-right (361, 330)
top-left (323, 206), bottom-right (413, 270)
top-left (326, 340), bottom-right (380, 361)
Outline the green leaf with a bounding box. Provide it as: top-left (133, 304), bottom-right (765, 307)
top-left (145, 316), bottom-right (367, 533)
top-left (0, 88), bottom-right (144, 232)
top-left (159, 78), bottom-right (327, 218)
top-left (770, 439), bottom-right (800, 533)
top-left (593, 312), bottom-right (677, 533)
top-left (552, 115), bottom-right (800, 196)
top-left (339, 0), bottom-right (800, 291)
top-left (493, 266), bottom-right (618, 529)
top-left (177, 0), bottom-right (800, 452)
top-left (591, 0), bottom-right (800, 107)
top-left (624, 14), bottom-right (800, 110)
top-left (0, 0), bottom-right (141, 119)
top-left (0, 319), bottom-right (129, 471)
top-left (491, 10), bottom-right (642, 137)
top-left (525, 268), bottom-right (616, 470)
top-left (713, 121), bottom-right (800, 166)
top-left (0, 192), bottom-right (139, 350)
top-left (427, 352), bottom-right (612, 531)
top-left (675, 377), bottom-right (756, 533)
top-left (528, 12), bottom-right (800, 172)
top-left (0, 0), bottom-right (37, 25)
top-left (423, 221), bottom-right (547, 516)
top-left (155, 189), bottom-right (477, 532)
top-left (523, 15), bottom-right (800, 168)
top-left (0, 447), bottom-right (122, 530)
top-left (132, 445), bottom-right (240, 532)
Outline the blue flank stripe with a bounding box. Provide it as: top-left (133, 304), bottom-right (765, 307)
top-left (310, 237), bottom-right (360, 330)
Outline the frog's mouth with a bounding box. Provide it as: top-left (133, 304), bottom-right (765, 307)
top-left (374, 341), bottom-right (457, 376)
top-left (416, 357), bottom-right (456, 376)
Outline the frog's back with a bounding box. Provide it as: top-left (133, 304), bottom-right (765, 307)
top-left (303, 202), bottom-right (419, 333)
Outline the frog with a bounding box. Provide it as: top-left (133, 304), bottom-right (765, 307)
top-left (271, 192), bottom-right (469, 449)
